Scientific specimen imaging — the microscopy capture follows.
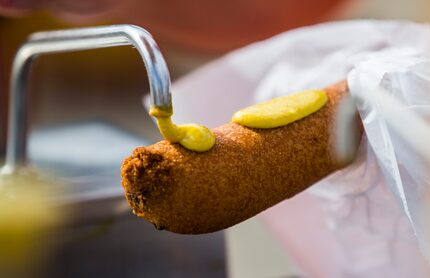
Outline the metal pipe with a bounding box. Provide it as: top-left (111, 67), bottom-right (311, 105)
top-left (2, 24), bottom-right (171, 173)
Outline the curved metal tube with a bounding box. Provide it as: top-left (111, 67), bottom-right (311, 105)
top-left (3, 24), bottom-right (171, 172)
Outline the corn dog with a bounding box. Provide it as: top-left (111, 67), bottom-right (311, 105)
top-left (120, 81), bottom-right (362, 234)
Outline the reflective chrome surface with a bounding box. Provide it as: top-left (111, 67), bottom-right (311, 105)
top-left (2, 24), bottom-right (171, 172)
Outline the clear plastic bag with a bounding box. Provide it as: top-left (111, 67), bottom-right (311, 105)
top-left (161, 20), bottom-right (430, 277)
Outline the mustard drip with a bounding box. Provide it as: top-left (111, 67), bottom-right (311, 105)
top-left (150, 107), bottom-right (215, 152)
top-left (232, 90), bottom-right (328, 128)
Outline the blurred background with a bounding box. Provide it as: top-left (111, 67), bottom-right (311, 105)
top-left (0, 0), bottom-right (430, 277)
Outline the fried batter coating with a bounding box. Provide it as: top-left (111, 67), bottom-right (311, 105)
top-left (121, 81), bottom-right (362, 234)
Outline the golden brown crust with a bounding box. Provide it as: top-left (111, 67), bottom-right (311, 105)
top-left (120, 81), bottom-right (361, 234)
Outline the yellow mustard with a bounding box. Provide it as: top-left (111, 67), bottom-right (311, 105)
top-left (0, 174), bottom-right (60, 268)
top-left (149, 107), bottom-right (215, 152)
top-left (232, 90), bottom-right (328, 128)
